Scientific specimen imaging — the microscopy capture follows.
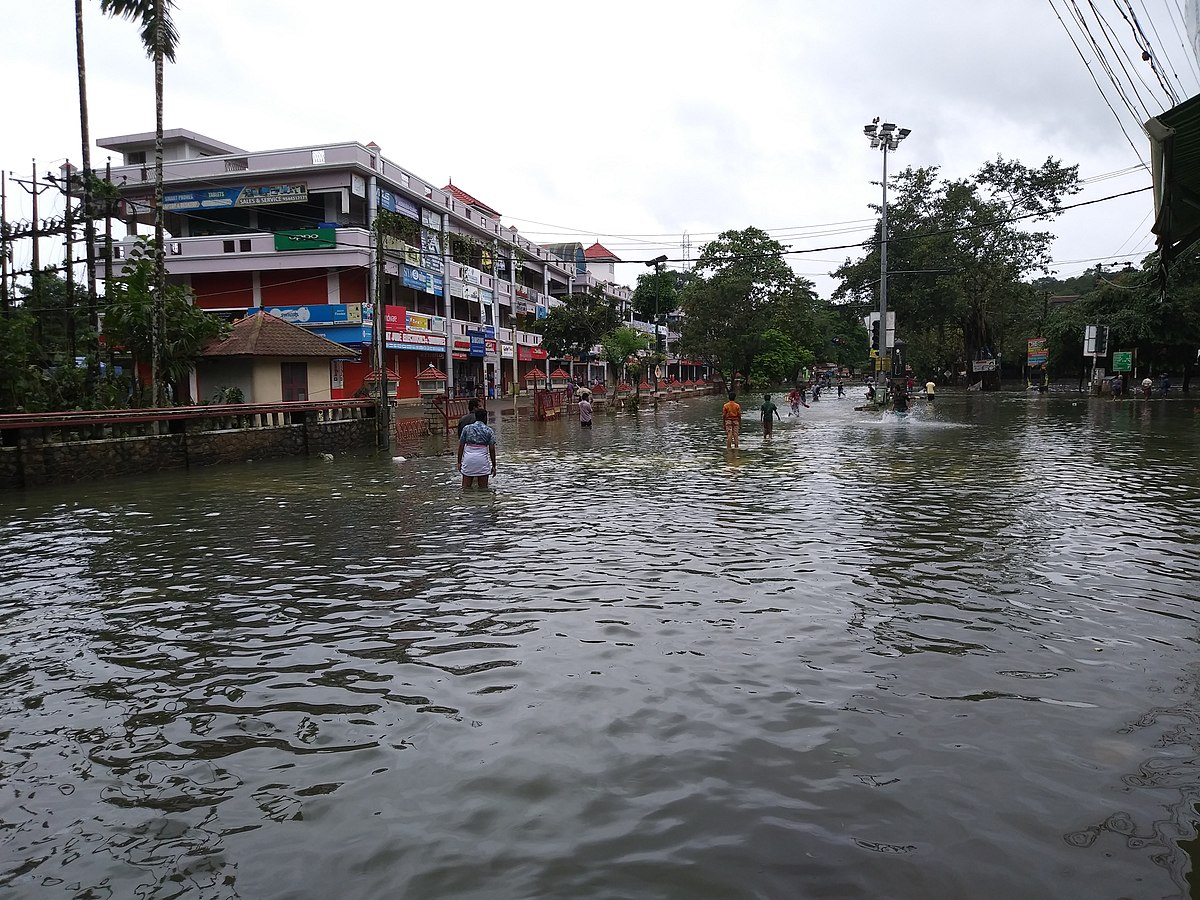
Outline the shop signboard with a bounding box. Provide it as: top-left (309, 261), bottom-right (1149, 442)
top-left (421, 209), bottom-right (441, 230)
top-left (420, 227), bottom-right (444, 273)
top-left (384, 305), bottom-right (408, 329)
top-left (256, 303), bottom-right (362, 325)
top-left (274, 228), bottom-right (336, 251)
top-left (384, 329), bottom-right (446, 350)
top-left (378, 189), bottom-right (419, 219)
top-left (480, 289), bottom-right (494, 306)
top-left (517, 346), bottom-right (548, 361)
top-left (465, 324), bottom-right (495, 339)
top-left (1112, 351), bottom-right (1133, 372)
top-left (463, 266), bottom-right (482, 285)
top-left (402, 265), bottom-right (444, 296)
top-left (500, 343), bottom-right (515, 359)
top-left (535, 305), bottom-right (548, 319)
top-left (1026, 336), bottom-right (1048, 366)
top-left (462, 283), bottom-right (481, 302)
top-left (164, 183), bottom-right (307, 211)
top-left (469, 334), bottom-right (487, 357)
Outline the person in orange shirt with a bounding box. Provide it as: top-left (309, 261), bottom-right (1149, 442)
top-left (722, 391), bottom-right (742, 449)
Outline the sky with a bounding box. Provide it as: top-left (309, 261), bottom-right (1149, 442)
top-left (0, 0), bottom-right (1195, 298)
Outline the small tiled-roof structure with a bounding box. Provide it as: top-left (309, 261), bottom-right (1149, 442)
top-left (584, 241), bottom-right (621, 261)
top-left (202, 311), bottom-right (357, 358)
top-left (442, 182), bottom-right (501, 219)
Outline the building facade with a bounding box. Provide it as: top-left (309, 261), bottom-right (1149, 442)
top-left (95, 129), bottom-right (576, 401)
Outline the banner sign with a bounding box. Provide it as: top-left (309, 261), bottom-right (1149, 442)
top-left (274, 228), bottom-right (336, 251)
top-left (164, 183), bottom-right (307, 211)
top-left (420, 227), bottom-right (443, 273)
top-left (422, 209), bottom-right (441, 230)
top-left (378, 189), bottom-right (419, 219)
top-left (972, 358), bottom-right (998, 373)
top-left (517, 346), bottom-right (548, 361)
top-left (258, 303), bottom-right (362, 325)
top-left (384, 329), bottom-right (446, 349)
top-left (1026, 337), bottom-right (1048, 366)
top-left (500, 343), bottom-right (514, 359)
top-left (402, 265), bottom-right (444, 296)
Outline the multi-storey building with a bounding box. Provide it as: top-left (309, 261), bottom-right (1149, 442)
top-left (95, 128), bottom-right (579, 401)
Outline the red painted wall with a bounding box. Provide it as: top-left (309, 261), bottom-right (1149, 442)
top-left (191, 272), bottom-right (253, 309)
top-left (339, 269), bottom-right (368, 304)
top-left (261, 268), bottom-right (328, 306)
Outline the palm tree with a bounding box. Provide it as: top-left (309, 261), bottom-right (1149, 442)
top-left (75, 0), bottom-right (99, 378)
top-left (99, 0), bottom-right (178, 406)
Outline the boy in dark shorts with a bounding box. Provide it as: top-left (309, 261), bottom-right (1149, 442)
top-left (761, 394), bottom-right (781, 437)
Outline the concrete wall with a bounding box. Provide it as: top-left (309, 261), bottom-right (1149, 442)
top-left (197, 359), bottom-right (255, 404)
top-left (0, 418), bottom-right (375, 490)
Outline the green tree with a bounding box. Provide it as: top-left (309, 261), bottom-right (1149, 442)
top-left (100, 0), bottom-right (179, 406)
top-left (752, 328), bottom-right (801, 385)
top-left (598, 326), bottom-right (649, 386)
top-left (834, 157), bottom-right (1080, 388)
top-left (537, 285), bottom-right (619, 360)
top-left (677, 227), bottom-right (813, 381)
top-left (631, 268), bottom-right (696, 321)
top-left (104, 240), bottom-right (226, 405)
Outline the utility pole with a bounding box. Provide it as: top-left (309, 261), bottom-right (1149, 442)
top-left (1, 171), bottom-right (9, 312)
top-left (64, 162), bottom-right (77, 362)
top-left (76, 0), bottom-right (99, 356)
top-left (863, 120), bottom-right (912, 391)
top-left (14, 161), bottom-right (54, 304)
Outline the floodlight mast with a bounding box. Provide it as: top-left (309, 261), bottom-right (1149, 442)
top-left (863, 119), bottom-right (911, 387)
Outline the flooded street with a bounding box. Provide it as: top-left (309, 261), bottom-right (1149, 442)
top-left (2, 391), bottom-right (1199, 899)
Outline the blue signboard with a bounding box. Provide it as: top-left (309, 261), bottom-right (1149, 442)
top-left (252, 304), bottom-right (362, 325)
top-left (464, 324), bottom-right (495, 339)
top-left (402, 265), bottom-right (444, 297)
top-left (469, 335), bottom-right (487, 357)
top-left (165, 184), bottom-right (307, 211)
top-left (535, 305), bottom-right (548, 320)
top-left (378, 189), bottom-right (420, 219)
top-left (308, 325), bottom-right (369, 347)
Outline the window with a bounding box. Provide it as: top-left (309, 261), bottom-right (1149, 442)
top-left (223, 240), bottom-right (235, 253)
top-left (239, 239), bottom-right (252, 252)
top-left (128, 151), bottom-right (146, 164)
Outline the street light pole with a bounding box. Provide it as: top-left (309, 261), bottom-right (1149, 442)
top-left (863, 120), bottom-right (911, 391)
top-left (645, 254), bottom-right (668, 397)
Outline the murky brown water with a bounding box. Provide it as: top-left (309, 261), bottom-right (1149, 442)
top-left (2, 391), bottom-right (1199, 899)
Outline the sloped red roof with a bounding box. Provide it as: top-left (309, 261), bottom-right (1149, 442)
top-left (202, 311), bottom-right (357, 358)
top-left (442, 183), bottom-right (501, 219)
top-left (584, 241), bottom-right (621, 261)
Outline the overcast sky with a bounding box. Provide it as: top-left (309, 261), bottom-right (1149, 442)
top-left (1, 0), bottom-right (1194, 297)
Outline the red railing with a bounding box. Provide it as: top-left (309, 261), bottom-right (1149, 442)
top-left (535, 389), bottom-right (566, 420)
top-left (432, 395), bottom-right (486, 434)
top-left (394, 418), bottom-right (431, 445)
top-left (0, 399), bottom-right (376, 442)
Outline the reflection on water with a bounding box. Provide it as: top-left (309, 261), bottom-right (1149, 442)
top-left (1, 392), bottom-right (1199, 898)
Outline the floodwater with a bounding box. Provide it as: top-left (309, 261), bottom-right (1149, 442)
top-left (2, 390), bottom-right (1199, 899)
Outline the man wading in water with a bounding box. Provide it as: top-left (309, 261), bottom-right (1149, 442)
top-left (457, 408), bottom-right (496, 489)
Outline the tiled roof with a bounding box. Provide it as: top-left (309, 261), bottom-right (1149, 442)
top-left (584, 241), bottom-right (620, 261)
top-left (442, 183), bottom-right (501, 219)
top-left (202, 311), bottom-right (357, 358)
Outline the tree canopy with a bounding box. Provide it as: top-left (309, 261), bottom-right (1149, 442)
top-left (676, 227), bottom-right (820, 382)
top-left (536, 285), bottom-right (620, 360)
top-left (833, 156), bottom-right (1081, 385)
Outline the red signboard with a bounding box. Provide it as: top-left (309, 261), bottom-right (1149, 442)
top-left (384, 305), bottom-right (407, 328)
top-left (517, 346), bottom-right (548, 361)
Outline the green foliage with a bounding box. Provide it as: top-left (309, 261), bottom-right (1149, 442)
top-left (99, 0), bottom-right (179, 61)
top-left (537, 286), bottom-right (620, 359)
top-left (751, 328), bottom-right (801, 385)
top-left (598, 326), bottom-right (649, 384)
top-left (833, 156), bottom-right (1081, 386)
top-left (677, 227), bottom-right (820, 381)
top-left (104, 240), bottom-right (228, 404)
top-left (212, 385), bottom-right (244, 404)
top-left (631, 268), bottom-right (695, 321)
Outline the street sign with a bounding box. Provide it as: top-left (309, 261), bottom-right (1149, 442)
top-left (1027, 336), bottom-right (1048, 366)
top-left (1112, 351), bottom-right (1132, 372)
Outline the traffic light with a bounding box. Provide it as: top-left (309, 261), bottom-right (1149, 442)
top-left (656, 332), bottom-right (665, 353)
top-left (1094, 326), bottom-right (1109, 356)
top-left (870, 319), bottom-right (880, 352)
